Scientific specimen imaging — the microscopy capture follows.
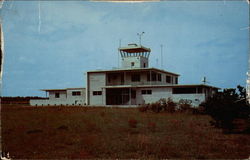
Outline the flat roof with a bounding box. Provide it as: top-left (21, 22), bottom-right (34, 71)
top-left (87, 67), bottom-right (180, 76)
top-left (119, 44), bottom-right (151, 53)
top-left (41, 87), bottom-right (85, 92)
top-left (103, 84), bottom-right (220, 89)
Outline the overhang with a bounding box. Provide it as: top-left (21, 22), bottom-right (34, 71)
top-left (119, 45), bottom-right (151, 53)
top-left (87, 67), bottom-right (180, 76)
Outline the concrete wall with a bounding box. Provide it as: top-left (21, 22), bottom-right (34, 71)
top-left (172, 93), bottom-right (206, 107)
top-left (136, 87), bottom-right (172, 104)
top-left (135, 87), bottom-right (206, 107)
top-left (88, 72), bottom-right (106, 105)
top-left (122, 56), bottom-right (148, 69)
top-left (30, 89), bottom-right (86, 106)
top-left (66, 89), bottom-right (86, 105)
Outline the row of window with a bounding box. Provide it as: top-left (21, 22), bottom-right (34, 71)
top-left (131, 73), bottom-right (178, 84)
top-left (107, 73), bottom-right (178, 84)
top-left (54, 91), bottom-right (82, 98)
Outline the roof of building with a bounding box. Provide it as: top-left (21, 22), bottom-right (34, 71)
top-left (41, 87), bottom-right (85, 92)
top-left (87, 67), bottom-right (180, 76)
top-left (119, 44), bottom-right (151, 53)
top-left (103, 84), bottom-right (220, 89)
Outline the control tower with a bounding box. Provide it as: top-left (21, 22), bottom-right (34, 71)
top-left (119, 43), bottom-right (151, 69)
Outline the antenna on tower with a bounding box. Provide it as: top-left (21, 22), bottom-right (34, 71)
top-left (202, 76), bottom-right (209, 85)
top-left (137, 32), bottom-right (145, 45)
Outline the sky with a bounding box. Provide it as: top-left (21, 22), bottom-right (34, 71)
top-left (0, 1), bottom-right (249, 97)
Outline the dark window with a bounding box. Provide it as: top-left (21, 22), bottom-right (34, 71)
top-left (107, 73), bottom-right (118, 83)
top-left (131, 62), bottom-right (135, 66)
top-left (131, 73), bottom-right (140, 82)
top-left (147, 73), bottom-right (150, 81)
top-left (147, 72), bottom-right (157, 81)
top-left (172, 87), bottom-right (196, 94)
top-left (158, 74), bottom-right (162, 81)
top-left (93, 91), bottom-right (102, 95)
top-left (141, 90), bottom-right (152, 95)
top-left (55, 93), bottom-right (60, 98)
top-left (143, 63), bottom-right (146, 68)
top-left (131, 90), bottom-right (136, 98)
top-left (166, 75), bottom-right (171, 83)
top-left (152, 73), bottom-right (157, 81)
top-left (175, 77), bottom-right (178, 84)
top-left (72, 91), bottom-right (81, 96)
top-left (198, 87), bottom-right (203, 93)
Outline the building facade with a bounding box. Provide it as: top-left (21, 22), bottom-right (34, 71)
top-left (86, 44), bottom-right (218, 106)
top-left (30, 43), bottom-right (218, 107)
top-left (30, 88), bottom-right (85, 106)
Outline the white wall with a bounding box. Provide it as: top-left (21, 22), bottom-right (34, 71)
top-left (30, 89), bottom-right (86, 106)
top-left (122, 56), bottom-right (148, 69)
top-left (88, 72), bottom-right (106, 105)
top-left (136, 87), bottom-right (172, 104)
top-left (66, 89), bottom-right (86, 105)
top-left (172, 94), bottom-right (206, 107)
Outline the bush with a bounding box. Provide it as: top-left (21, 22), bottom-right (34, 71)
top-left (138, 98), bottom-right (178, 113)
top-left (138, 104), bottom-right (149, 112)
top-left (202, 85), bottom-right (250, 133)
top-left (164, 98), bottom-right (177, 113)
top-left (151, 101), bottom-right (162, 113)
top-left (178, 99), bottom-right (192, 112)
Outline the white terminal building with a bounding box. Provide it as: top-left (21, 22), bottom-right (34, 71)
top-left (30, 43), bottom-right (219, 107)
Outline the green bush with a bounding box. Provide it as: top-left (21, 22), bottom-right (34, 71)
top-left (201, 85), bottom-right (250, 133)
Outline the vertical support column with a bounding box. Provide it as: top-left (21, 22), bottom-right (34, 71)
top-left (130, 88), bottom-right (132, 105)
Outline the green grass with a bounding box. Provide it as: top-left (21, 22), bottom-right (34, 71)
top-left (1, 104), bottom-right (250, 159)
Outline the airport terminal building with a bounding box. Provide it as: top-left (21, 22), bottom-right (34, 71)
top-left (30, 44), bottom-right (219, 107)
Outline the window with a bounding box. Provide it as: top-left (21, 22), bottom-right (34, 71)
top-left (158, 74), bottom-right (162, 81)
top-left (141, 90), bottom-right (152, 95)
top-left (198, 87), bottom-right (203, 93)
top-left (175, 77), bottom-right (178, 84)
top-left (152, 73), bottom-right (157, 81)
top-left (131, 62), bottom-right (135, 67)
top-left (147, 73), bottom-right (150, 81)
top-left (72, 91), bottom-right (81, 96)
top-left (166, 75), bottom-right (171, 83)
top-left (172, 87), bottom-right (196, 94)
top-left (55, 92), bottom-right (60, 98)
top-left (107, 73), bottom-right (118, 83)
top-left (143, 63), bottom-right (146, 68)
top-left (131, 90), bottom-right (136, 98)
top-left (131, 73), bottom-right (140, 82)
top-left (93, 91), bottom-right (102, 95)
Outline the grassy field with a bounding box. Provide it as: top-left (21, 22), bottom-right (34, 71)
top-left (1, 104), bottom-right (250, 159)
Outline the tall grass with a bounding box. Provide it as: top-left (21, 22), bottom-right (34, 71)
top-left (1, 104), bottom-right (250, 159)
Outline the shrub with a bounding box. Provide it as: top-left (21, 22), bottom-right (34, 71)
top-left (202, 85), bottom-right (250, 133)
top-left (165, 98), bottom-right (177, 113)
top-left (138, 104), bottom-right (149, 112)
top-left (151, 102), bottom-right (162, 113)
top-left (138, 98), bottom-right (177, 113)
top-left (178, 99), bottom-right (192, 112)
top-left (128, 118), bottom-right (138, 128)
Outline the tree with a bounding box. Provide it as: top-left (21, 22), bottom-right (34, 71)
top-left (201, 85), bottom-right (250, 133)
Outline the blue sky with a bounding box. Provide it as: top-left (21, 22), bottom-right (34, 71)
top-left (1, 1), bottom-right (249, 97)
